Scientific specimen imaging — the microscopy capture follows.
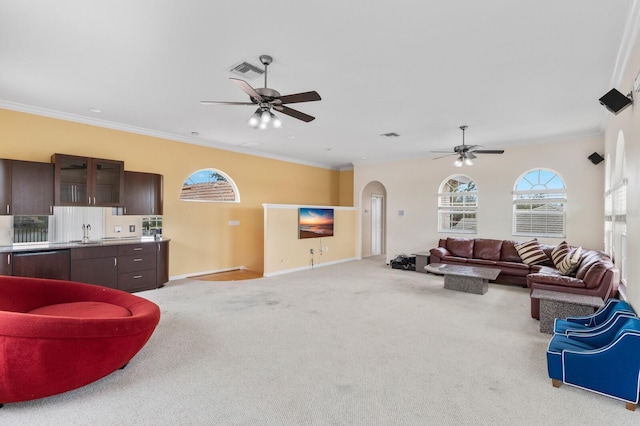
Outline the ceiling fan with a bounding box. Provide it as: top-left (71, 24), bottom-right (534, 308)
top-left (431, 125), bottom-right (504, 166)
top-left (201, 54), bottom-right (321, 129)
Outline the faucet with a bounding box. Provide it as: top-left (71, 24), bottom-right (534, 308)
top-left (82, 224), bottom-right (91, 242)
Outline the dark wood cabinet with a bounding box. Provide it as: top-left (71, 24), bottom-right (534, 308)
top-left (117, 243), bottom-right (157, 292)
top-left (11, 160), bottom-right (54, 215)
top-left (124, 171), bottom-right (163, 215)
top-left (52, 154), bottom-right (124, 207)
top-left (0, 253), bottom-right (11, 276)
top-left (156, 240), bottom-right (169, 287)
top-left (70, 246), bottom-right (118, 289)
top-left (12, 250), bottom-right (70, 280)
top-left (0, 160), bottom-right (10, 215)
top-left (0, 159), bottom-right (54, 216)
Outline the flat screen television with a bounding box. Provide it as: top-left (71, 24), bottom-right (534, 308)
top-left (299, 208), bottom-right (334, 239)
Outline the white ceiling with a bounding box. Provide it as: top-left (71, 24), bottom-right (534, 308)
top-left (1, 1), bottom-right (638, 169)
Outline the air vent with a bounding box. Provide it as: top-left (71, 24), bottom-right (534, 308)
top-left (229, 61), bottom-right (265, 79)
top-left (380, 132), bottom-right (400, 138)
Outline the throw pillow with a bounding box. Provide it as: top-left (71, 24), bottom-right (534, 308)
top-left (514, 239), bottom-right (549, 265)
top-left (551, 241), bottom-right (570, 267)
top-left (557, 247), bottom-right (582, 275)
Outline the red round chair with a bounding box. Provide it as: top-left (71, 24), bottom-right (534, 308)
top-left (0, 276), bottom-right (160, 406)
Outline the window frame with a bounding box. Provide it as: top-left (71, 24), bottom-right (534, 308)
top-left (179, 168), bottom-right (240, 203)
top-left (437, 174), bottom-right (478, 234)
top-left (512, 168), bottom-right (566, 238)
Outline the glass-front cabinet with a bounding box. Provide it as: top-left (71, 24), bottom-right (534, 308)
top-left (52, 154), bottom-right (124, 206)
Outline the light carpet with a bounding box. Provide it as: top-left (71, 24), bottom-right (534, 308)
top-left (3, 257), bottom-right (638, 425)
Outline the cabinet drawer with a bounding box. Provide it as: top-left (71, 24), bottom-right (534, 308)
top-left (118, 243), bottom-right (156, 256)
top-left (71, 245), bottom-right (117, 260)
top-left (118, 269), bottom-right (156, 292)
top-left (118, 254), bottom-right (156, 273)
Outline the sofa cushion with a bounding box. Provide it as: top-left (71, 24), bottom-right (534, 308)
top-left (446, 237), bottom-right (474, 258)
top-left (29, 301), bottom-right (132, 318)
top-left (473, 238), bottom-right (503, 261)
top-left (515, 240), bottom-right (550, 265)
top-left (500, 240), bottom-right (522, 263)
top-left (551, 241), bottom-right (570, 267)
top-left (557, 247), bottom-right (582, 275)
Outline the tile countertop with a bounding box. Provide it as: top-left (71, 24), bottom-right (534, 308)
top-left (0, 237), bottom-right (169, 253)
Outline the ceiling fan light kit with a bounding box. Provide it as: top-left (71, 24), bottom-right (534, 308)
top-left (432, 125), bottom-right (504, 166)
top-left (201, 54), bottom-right (321, 129)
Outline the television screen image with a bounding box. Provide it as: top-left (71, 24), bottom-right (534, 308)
top-left (299, 208), bottom-right (334, 239)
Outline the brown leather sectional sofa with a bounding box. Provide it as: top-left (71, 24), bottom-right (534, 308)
top-left (429, 237), bottom-right (620, 319)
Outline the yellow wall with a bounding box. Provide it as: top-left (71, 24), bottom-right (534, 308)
top-left (263, 204), bottom-right (357, 275)
top-left (0, 108), bottom-right (349, 277)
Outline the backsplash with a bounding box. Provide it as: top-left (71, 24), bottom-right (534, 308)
top-left (0, 208), bottom-right (158, 246)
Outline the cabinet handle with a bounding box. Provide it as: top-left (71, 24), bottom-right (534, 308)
top-left (133, 247), bottom-right (143, 251)
top-left (88, 196), bottom-right (91, 205)
top-left (133, 275), bottom-right (142, 279)
top-left (6, 204), bottom-right (9, 214)
top-left (93, 196), bottom-right (96, 205)
top-left (50, 205), bottom-right (53, 215)
top-left (133, 258), bottom-right (143, 262)
top-left (124, 207), bottom-right (127, 214)
top-left (7, 254), bottom-right (10, 265)
top-left (114, 258), bottom-right (117, 266)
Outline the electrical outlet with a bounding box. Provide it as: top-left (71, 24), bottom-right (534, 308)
top-left (228, 220), bottom-right (240, 226)
top-left (129, 225), bottom-right (135, 232)
top-left (310, 248), bottom-right (314, 254)
top-left (324, 246), bottom-right (329, 252)
top-left (114, 226), bottom-right (122, 233)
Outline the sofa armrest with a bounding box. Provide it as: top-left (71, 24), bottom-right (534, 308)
top-left (430, 247), bottom-right (450, 259)
top-left (527, 273), bottom-right (585, 289)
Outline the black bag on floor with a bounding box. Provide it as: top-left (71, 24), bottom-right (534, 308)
top-left (390, 254), bottom-right (416, 271)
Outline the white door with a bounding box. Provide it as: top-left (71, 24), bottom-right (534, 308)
top-left (371, 194), bottom-right (383, 255)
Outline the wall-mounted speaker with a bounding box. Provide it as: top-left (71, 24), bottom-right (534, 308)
top-left (588, 152), bottom-right (604, 165)
top-left (599, 88), bottom-right (633, 114)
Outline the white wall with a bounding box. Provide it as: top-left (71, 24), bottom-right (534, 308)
top-left (603, 23), bottom-right (640, 309)
top-left (354, 134), bottom-right (604, 262)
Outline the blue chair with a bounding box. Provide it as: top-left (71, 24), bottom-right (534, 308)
top-left (547, 315), bottom-right (640, 410)
top-left (553, 299), bottom-right (635, 335)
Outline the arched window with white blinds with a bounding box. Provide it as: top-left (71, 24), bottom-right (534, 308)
top-left (513, 169), bottom-right (566, 237)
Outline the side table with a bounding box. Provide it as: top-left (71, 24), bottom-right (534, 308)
top-left (531, 289), bottom-right (604, 334)
top-left (413, 251), bottom-right (430, 274)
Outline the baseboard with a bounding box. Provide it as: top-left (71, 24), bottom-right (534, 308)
top-left (263, 257), bottom-right (358, 277)
top-left (170, 265), bottom-right (246, 281)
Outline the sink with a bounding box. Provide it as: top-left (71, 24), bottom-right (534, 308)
top-left (69, 240), bottom-right (101, 245)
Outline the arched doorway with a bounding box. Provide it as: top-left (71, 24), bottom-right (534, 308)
top-left (361, 181), bottom-right (387, 258)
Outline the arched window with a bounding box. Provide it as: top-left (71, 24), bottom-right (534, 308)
top-left (438, 174), bottom-right (477, 233)
top-left (513, 169), bottom-right (565, 237)
top-left (180, 169), bottom-right (240, 203)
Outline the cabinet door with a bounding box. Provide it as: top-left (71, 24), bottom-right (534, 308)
top-left (93, 158), bottom-right (124, 206)
top-left (70, 246), bottom-right (118, 288)
top-left (52, 154), bottom-right (89, 205)
top-left (124, 171), bottom-right (151, 215)
top-left (150, 173), bottom-right (163, 215)
top-left (11, 160), bottom-right (54, 215)
top-left (0, 253), bottom-right (11, 276)
top-left (71, 257), bottom-right (118, 288)
top-left (0, 159), bottom-right (11, 215)
top-left (124, 171), bottom-right (163, 215)
top-left (156, 241), bottom-right (169, 287)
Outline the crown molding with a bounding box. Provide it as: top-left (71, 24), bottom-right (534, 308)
top-left (0, 101), bottom-right (340, 171)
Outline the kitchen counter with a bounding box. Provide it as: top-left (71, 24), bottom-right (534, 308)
top-left (0, 237), bottom-right (170, 253)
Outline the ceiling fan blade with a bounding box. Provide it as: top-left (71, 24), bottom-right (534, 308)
top-left (430, 150), bottom-right (456, 154)
top-left (432, 153), bottom-right (458, 160)
top-left (273, 105), bottom-right (315, 122)
top-left (200, 101), bottom-right (255, 106)
top-left (276, 91), bottom-right (322, 105)
top-left (473, 149), bottom-right (505, 154)
top-left (229, 78), bottom-right (263, 103)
